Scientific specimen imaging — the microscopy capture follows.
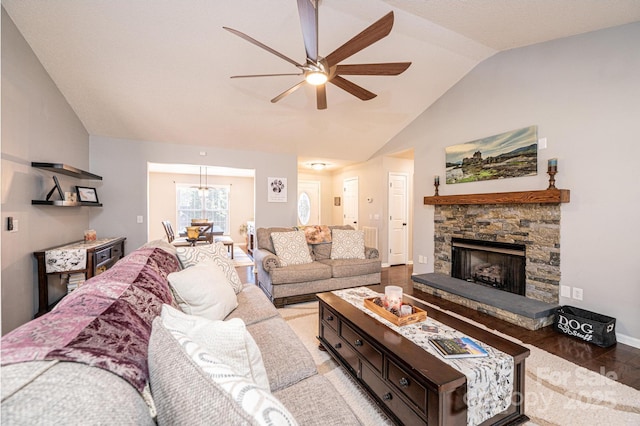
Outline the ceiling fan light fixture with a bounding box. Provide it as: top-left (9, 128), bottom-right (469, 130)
top-left (310, 162), bottom-right (326, 170)
top-left (305, 71), bottom-right (328, 86)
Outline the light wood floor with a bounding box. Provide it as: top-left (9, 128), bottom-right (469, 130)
top-left (237, 263), bottom-right (640, 390)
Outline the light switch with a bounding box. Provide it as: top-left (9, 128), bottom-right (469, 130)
top-left (137, 215), bottom-right (143, 224)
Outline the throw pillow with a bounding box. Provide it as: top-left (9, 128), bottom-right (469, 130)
top-left (141, 239), bottom-right (178, 256)
top-left (160, 304), bottom-right (269, 391)
top-left (149, 317), bottom-right (298, 426)
top-left (270, 231), bottom-right (313, 266)
top-left (330, 229), bottom-right (366, 260)
top-left (175, 243), bottom-right (243, 294)
top-left (167, 260), bottom-right (238, 320)
top-left (301, 225), bottom-right (332, 244)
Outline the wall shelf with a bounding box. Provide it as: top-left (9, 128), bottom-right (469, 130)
top-left (423, 189), bottom-right (570, 206)
top-left (31, 162), bottom-right (102, 180)
top-left (31, 200), bottom-right (103, 207)
top-left (32, 162), bottom-right (103, 207)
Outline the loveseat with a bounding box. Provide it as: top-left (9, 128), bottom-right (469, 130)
top-left (255, 225), bottom-right (382, 308)
top-left (1, 241), bottom-right (361, 425)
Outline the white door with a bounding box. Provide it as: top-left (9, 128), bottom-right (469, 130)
top-left (343, 178), bottom-right (358, 229)
top-left (298, 180), bottom-right (321, 226)
top-left (388, 173), bottom-right (408, 265)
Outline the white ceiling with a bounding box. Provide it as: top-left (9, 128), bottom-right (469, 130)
top-left (4, 0), bottom-right (640, 171)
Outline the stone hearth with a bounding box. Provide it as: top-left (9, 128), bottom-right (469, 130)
top-left (413, 202), bottom-right (562, 330)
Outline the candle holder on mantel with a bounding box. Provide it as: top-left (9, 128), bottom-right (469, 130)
top-left (547, 158), bottom-right (558, 190)
top-left (434, 176), bottom-right (440, 196)
top-left (547, 170), bottom-right (557, 189)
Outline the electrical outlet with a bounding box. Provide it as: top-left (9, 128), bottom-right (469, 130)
top-left (538, 137), bottom-right (547, 149)
top-left (560, 285), bottom-right (571, 298)
top-left (572, 287), bottom-right (583, 301)
top-left (418, 255), bottom-right (424, 264)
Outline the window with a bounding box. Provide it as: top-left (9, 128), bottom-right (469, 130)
top-left (176, 184), bottom-right (229, 234)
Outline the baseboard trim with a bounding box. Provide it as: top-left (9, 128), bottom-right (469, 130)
top-left (616, 333), bottom-right (640, 349)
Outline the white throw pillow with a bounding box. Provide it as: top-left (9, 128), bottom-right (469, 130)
top-left (167, 260), bottom-right (238, 320)
top-left (175, 243), bottom-right (243, 294)
top-left (330, 229), bottom-right (366, 260)
top-left (270, 231), bottom-right (313, 266)
top-left (160, 304), bottom-right (270, 391)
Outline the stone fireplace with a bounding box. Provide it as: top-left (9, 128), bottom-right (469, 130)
top-left (433, 203), bottom-right (561, 304)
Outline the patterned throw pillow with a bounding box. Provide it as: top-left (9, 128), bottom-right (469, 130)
top-left (149, 317), bottom-right (298, 426)
top-left (330, 229), bottom-right (366, 260)
top-left (175, 243), bottom-right (243, 294)
top-left (160, 304), bottom-right (269, 391)
top-left (270, 231), bottom-right (313, 266)
top-left (167, 260), bottom-right (238, 321)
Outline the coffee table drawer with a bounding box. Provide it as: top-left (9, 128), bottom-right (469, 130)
top-left (361, 363), bottom-right (425, 425)
top-left (321, 306), bottom-right (338, 332)
top-left (341, 323), bottom-right (383, 373)
top-left (323, 324), bottom-right (360, 375)
top-left (387, 358), bottom-right (427, 413)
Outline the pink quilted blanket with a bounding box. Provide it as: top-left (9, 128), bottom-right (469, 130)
top-left (1, 247), bottom-right (180, 393)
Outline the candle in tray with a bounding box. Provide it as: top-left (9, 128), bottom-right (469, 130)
top-left (548, 158), bottom-right (558, 172)
top-left (400, 305), bottom-right (413, 317)
top-left (384, 286), bottom-right (403, 312)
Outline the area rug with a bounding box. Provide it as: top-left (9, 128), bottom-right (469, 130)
top-left (278, 300), bottom-right (640, 426)
top-left (232, 247), bottom-right (254, 267)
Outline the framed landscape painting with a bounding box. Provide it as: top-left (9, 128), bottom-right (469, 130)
top-left (445, 125), bottom-right (538, 184)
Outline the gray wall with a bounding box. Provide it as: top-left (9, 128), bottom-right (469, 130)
top-left (89, 136), bottom-right (298, 252)
top-left (376, 23), bottom-right (640, 343)
top-left (1, 8), bottom-right (91, 333)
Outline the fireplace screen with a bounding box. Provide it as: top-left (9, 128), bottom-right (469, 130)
top-left (451, 238), bottom-right (526, 296)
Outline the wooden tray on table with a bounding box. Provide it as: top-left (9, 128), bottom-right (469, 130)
top-left (364, 297), bottom-right (427, 326)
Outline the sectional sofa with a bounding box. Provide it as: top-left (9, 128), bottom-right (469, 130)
top-left (0, 241), bottom-right (361, 425)
top-left (255, 225), bottom-right (382, 307)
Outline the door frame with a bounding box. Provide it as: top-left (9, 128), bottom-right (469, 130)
top-left (388, 172), bottom-right (409, 265)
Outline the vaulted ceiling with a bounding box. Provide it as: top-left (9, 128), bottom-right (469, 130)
top-left (4, 1), bottom-right (639, 170)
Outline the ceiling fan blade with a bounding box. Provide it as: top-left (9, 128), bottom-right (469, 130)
top-left (231, 73), bottom-right (303, 78)
top-left (223, 26), bottom-right (304, 68)
top-left (325, 12), bottom-right (394, 67)
top-left (316, 84), bottom-right (327, 110)
top-left (336, 62), bottom-right (411, 76)
top-left (297, 0), bottom-right (318, 61)
top-left (329, 76), bottom-right (376, 101)
top-left (271, 80), bottom-right (306, 104)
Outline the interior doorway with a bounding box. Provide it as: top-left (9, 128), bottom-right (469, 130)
top-left (343, 177), bottom-right (358, 229)
top-left (388, 172), bottom-right (408, 265)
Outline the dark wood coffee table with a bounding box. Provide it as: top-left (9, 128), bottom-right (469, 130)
top-left (317, 292), bottom-right (530, 426)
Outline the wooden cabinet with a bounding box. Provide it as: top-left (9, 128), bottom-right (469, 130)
top-left (33, 237), bottom-right (126, 317)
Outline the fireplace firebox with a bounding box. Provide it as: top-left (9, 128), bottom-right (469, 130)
top-left (451, 238), bottom-right (526, 296)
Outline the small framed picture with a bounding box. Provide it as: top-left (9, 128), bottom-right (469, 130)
top-left (76, 186), bottom-right (100, 203)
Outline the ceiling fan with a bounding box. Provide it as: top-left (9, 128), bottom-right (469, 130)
top-left (223, 0), bottom-right (411, 110)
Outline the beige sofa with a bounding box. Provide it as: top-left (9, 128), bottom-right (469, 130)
top-left (1, 242), bottom-right (361, 425)
top-left (254, 226), bottom-right (382, 307)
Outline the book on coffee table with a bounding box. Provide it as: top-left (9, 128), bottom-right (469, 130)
top-left (429, 336), bottom-right (488, 359)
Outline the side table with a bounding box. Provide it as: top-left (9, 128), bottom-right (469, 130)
top-left (33, 237), bottom-right (126, 317)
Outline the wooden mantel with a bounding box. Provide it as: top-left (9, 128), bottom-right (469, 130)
top-left (423, 188), bottom-right (570, 205)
